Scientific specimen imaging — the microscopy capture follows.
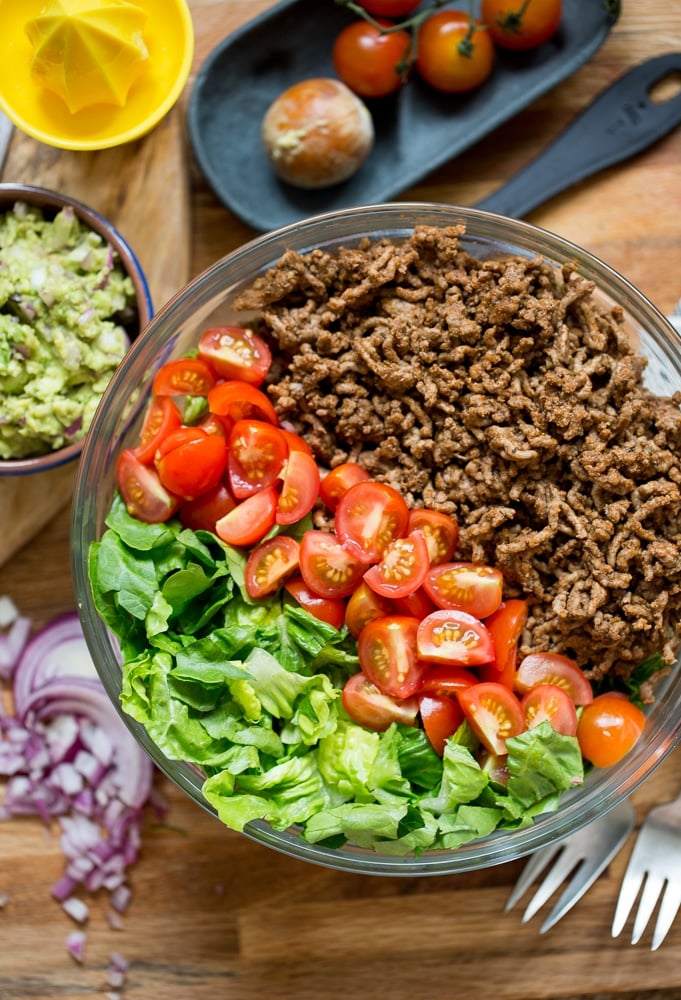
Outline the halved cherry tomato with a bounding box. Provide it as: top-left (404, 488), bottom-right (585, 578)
top-left (279, 427), bottom-right (314, 456)
top-left (215, 485), bottom-right (278, 547)
top-left (342, 672), bottom-right (419, 732)
top-left (134, 396), bottom-right (182, 465)
top-left (198, 325), bottom-right (271, 385)
top-left (417, 609), bottom-right (494, 667)
top-left (417, 664), bottom-right (477, 697)
top-left (299, 530), bottom-right (367, 599)
top-left (479, 598), bottom-right (528, 687)
top-left (419, 693), bottom-right (464, 756)
top-left (197, 413), bottom-right (228, 437)
top-left (207, 380), bottom-right (278, 426)
top-left (276, 450), bottom-right (321, 525)
top-left (407, 509), bottom-right (459, 565)
top-left (458, 682), bottom-right (525, 755)
top-left (391, 586), bottom-right (437, 619)
top-left (515, 651), bottom-right (594, 706)
top-left (363, 530), bottom-right (430, 599)
top-left (335, 481), bottom-right (409, 564)
top-left (521, 684), bottom-right (578, 737)
top-left (156, 427), bottom-right (228, 500)
top-left (227, 419), bottom-right (288, 499)
top-left (284, 577), bottom-right (346, 629)
top-left (179, 483), bottom-right (236, 533)
top-left (416, 11), bottom-right (495, 94)
top-left (320, 462), bottom-right (371, 512)
top-left (116, 449), bottom-right (180, 524)
top-left (245, 535), bottom-right (300, 599)
top-left (423, 561), bottom-right (504, 619)
top-left (152, 357), bottom-right (217, 397)
top-left (333, 20), bottom-right (412, 99)
top-left (358, 615), bottom-right (425, 699)
top-left (344, 581), bottom-right (393, 638)
top-left (577, 693), bottom-right (646, 768)
top-left (482, 0), bottom-right (562, 51)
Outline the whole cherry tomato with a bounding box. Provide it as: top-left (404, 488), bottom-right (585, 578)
top-left (333, 20), bottom-right (413, 98)
top-left (577, 693), bottom-right (646, 768)
top-left (416, 10), bottom-right (495, 94)
top-left (481, 0), bottom-right (562, 51)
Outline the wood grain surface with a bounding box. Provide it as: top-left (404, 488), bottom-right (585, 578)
top-left (2, 2), bottom-right (681, 998)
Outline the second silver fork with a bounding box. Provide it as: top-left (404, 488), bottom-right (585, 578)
top-left (505, 798), bottom-right (636, 933)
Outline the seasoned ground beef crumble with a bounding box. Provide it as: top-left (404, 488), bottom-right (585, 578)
top-left (234, 224), bottom-right (681, 698)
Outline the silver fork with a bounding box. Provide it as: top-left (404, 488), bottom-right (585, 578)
top-left (612, 791), bottom-right (681, 950)
top-left (505, 798), bottom-right (636, 933)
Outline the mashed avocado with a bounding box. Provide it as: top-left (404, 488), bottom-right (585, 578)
top-left (0, 201), bottom-right (137, 460)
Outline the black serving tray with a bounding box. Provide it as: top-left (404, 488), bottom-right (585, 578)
top-left (188, 0), bottom-right (618, 232)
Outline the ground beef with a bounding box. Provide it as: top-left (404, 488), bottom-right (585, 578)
top-left (234, 224), bottom-right (681, 695)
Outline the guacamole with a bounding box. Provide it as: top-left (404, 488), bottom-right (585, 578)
top-left (0, 201), bottom-right (137, 460)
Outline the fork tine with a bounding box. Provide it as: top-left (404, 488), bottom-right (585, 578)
top-left (651, 882), bottom-right (681, 951)
top-left (631, 872), bottom-right (666, 944)
top-left (521, 847), bottom-right (582, 923)
top-left (504, 844), bottom-right (562, 912)
top-left (612, 867), bottom-right (646, 937)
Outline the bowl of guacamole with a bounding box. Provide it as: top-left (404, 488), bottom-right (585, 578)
top-left (0, 183), bottom-right (152, 476)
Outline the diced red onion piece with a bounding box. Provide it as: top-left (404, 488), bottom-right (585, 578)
top-left (65, 930), bottom-right (86, 963)
top-left (62, 896), bottom-right (89, 923)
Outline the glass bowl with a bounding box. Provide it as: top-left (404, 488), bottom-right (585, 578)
top-left (71, 203), bottom-right (681, 875)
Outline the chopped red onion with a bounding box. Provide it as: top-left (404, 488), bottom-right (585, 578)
top-left (65, 930), bottom-right (86, 964)
top-left (62, 895), bottom-right (89, 924)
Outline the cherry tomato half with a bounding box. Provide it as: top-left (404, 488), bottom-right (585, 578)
top-left (363, 530), bottom-right (430, 599)
top-left (179, 483), bottom-right (236, 533)
top-left (358, 615), bottom-right (426, 698)
top-left (521, 684), bottom-right (578, 737)
top-left (423, 561), bottom-right (504, 619)
top-left (207, 380), bottom-right (278, 426)
top-left (156, 427), bottom-right (228, 500)
top-left (458, 681), bottom-right (525, 755)
top-left (333, 20), bottom-right (412, 99)
top-left (390, 586), bottom-right (437, 619)
top-left (416, 11), bottom-right (495, 94)
top-left (215, 485), bottom-right (278, 547)
top-left (515, 651), bottom-right (594, 706)
top-left (418, 664), bottom-right (477, 697)
top-left (335, 481), bottom-right (410, 564)
top-left (245, 535), bottom-right (301, 599)
top-left (284, 577), bottom-right (346, 629)
top-left (152, 357), bottom-right (217, 397)
top-left (342, 672), bottom-right (419, 732)
top-left (299, 530), bottom-right (367, 599)
top-left (320, 462), bottom-right (371, 512)
top-left (479, 598), bottom-right (528, 687)
top-left (227, 419), bottom-right (288, 499)
top-left (407, 508), bottom-right (459, 565)
top-left (116, 448), bottom-right (180, 524)
top-left (276, 449), bottom-right (321, 525)
top-left (134, 396), bottom-right (182, 465)
top-left (417, 609), bottom-right (494, 667)
top-left (577, 693), bottom-right (646, 768)
top-left (198, 325), bottom-right (271, 385)
top-left (344, 580), bottom-right (394, 638)
top-left (419, 693), bottom-right (464, 756)
top-left (359, 0), bottom-right (422, 15)
top-left (482, 0), bottom-right (562, 51)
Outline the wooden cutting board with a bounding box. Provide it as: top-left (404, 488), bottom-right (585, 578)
top-left (0, 105), bottom-right (191, 567)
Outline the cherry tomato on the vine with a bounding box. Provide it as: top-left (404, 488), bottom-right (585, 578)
top-left (198, 325), bottom-right (271, 385)
top-left (482, 0), bottom-right (562, 51)
top-left (416, 10), bottom-right (495, 94)
top-left (333, 20), bottom-right (413, 99)
top-left (577, 693), bottom-right (646, 768)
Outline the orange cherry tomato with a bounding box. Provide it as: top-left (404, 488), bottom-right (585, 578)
top-left (284, 577), bottom-right (346, 629)
top-left (198, 325), bottom-right (271, 385)
top-left (335, 481), bottom-right (410, 564)
top-left (407, 508), bottom-right (459, 565)
top-left (215, 485), bottom-right (278, 547)
top-left (207, 380), bottom-right (278, 426)
top-left (577, 693), bottom-right (646, 768)
top-left (358, 615), bottom-right (426, 699)
top-left (333, 20), bottom-right (412, 99)
top-left (116, 448), bottom-right (180, 524)
top-left (299, 530), bottom-right (367, 599)
top-left (515, 651), bottom-right (594, 706)
top-left (418, 693), bottom-right (465, 756)
top-left (481, 0), bottom-right (562, 51)
top-left (342, 672), bottom-right (419, 732)
top-left (479, 598), bottom-right (528, 687)
top-left (319, 462), bottom-right (371, 512)
top-left (458, 681), bottom-right (525, 755)
top-left (344, 581), bottom-right (393, 638)
top-left (416, 10), bottom-right (495, 94)
top-left (152, 357), bottom-right (217, 397)
top-left (179, 483), bottom-right (236, 533)
top-left (156, 427), bottom-right (228, 500)
top-left (521, 684), bottom-right (578, 737)
top-left (276, 449), bottom-right (321, 525)
top-left (423, 561), bottom-right (504, 619)
top-left (245, 535), bottom-right (301, 599)
top-left (227, 419), bottom-right (288, 499)
top-left (417, 609), bottom-right (494, 667)
top-left (363, 530), bottom-right (430, 599)
top-left (134, 396), bottom-right (182, 465)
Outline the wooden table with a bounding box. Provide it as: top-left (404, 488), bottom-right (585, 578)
top-left (2, 2), bottom-right (681, 997)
